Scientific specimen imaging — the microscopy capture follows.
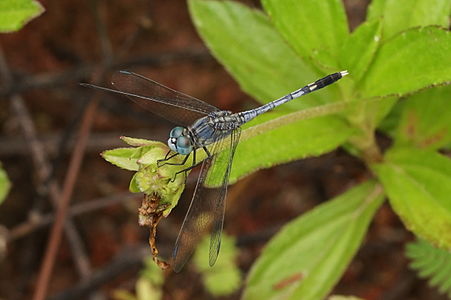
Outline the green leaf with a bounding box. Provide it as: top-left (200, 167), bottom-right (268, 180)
top-left (141, 256), bottom-right (165, 287)
top-left (207, 112), bottom-right (353, 186)
top-left (394, 85), bottom-right (451, 150)
top-left (377, 96), bottom-right (406, 136)
top-left (102, 147), bottom-right (145, 171)
top-left (373, 148), bottom-right (451, 250)
top-left (244, 181), bottom-right (384, 300)
top-left (262, 0), bottom-right (348, 68)
top-left (120, 136), bottom-right (158, 147)
top-left (102, 140), bottom-right (188, 215)
top-left (358, 27), bottom-right (451, 99)
top-left (203, 268), bottom-right (241, 297)
top-left (194, 234), bottom-right (241, 296)
top-left (0, 0), bottom-right (44, 32)
top-left (129, 173), bottom-right (141, 193)
top-left (101, 141), bottom-right (169, 171)
top-left (189, 0), bottom-right (339, 108)
top-left (406, 239), bottom-right (451, 298)
top-left (351, 96), bottom-right (398, 134)
top-left (135, 277), bottom-right (162, 300)
top-left (367, 0), bottom-right (451, 39)
top-left (340, 20), bottom-right (382, 82)
top-left (0, 165), bottom-right (11, 205)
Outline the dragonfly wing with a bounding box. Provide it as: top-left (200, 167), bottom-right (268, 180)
top-left (208, 127), bottom-right (241, 267)
top-left (111, 71), bottom-right (219, 126)
top-left (171, 128), bottom-right (240, 272)
top-left (172, 154), bottom-right (215, 272)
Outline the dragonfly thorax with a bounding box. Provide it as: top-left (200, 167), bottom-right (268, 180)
top-left (168, 126), bottom-right (194, 155)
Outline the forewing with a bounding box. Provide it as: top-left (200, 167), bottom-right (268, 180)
top-left (111, 71), bottom-right (219, 126)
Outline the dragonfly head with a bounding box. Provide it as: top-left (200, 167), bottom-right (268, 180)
top-left (168, 126), bottom-right (193, 155)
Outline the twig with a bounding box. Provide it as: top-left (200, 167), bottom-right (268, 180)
top-left (8, 192), bottom-right (139, 241)
top-left (0, 129), bottom-right (165, 156)
top-left (1, 6), bottom-right (209, 299)
top-left (0, 47), bottom-right (93, 281)
top-left (48, 96), bottom-right (90, 186)
top-left (32, 97), bottom-right (99, 300)
top-left (33, 0), bottom-right (119, 297)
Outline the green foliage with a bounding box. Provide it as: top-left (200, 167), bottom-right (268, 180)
top-left (358, 27), bottom-right (450, 99)
top-left (189, 0), bottom-right (451, 183)
top-left (140, 256), bottom-right (165, 286)
top-left (244, 181), bottom-right (384, 300)
top-left (262, 0), bottom-right (349, 69)
top-left (189, 0), bottom-right (332, 107)
top-left (102, 137), bottom-right (187, 216)
top-left (101, 0), bottom-right (451, 297)
top-left (406, 239), bottom-right (451, 298)
top-left (102, 137), bottom-right (167, 171)
top-left (102, 147), bottom-right (142, 171)
top-left (207, 112), bottom-right (353, 186)
top-left (194, 234), bottom-right (241, 296)
top-left (186, 0), bottom-right (450, 298)
top-left (367, 0), bottom-right (451, 39)
top-left (393, 85), bottom-right (451, 150)
top-left (0, 164), bottom-right (10, 205)
top-left (0, 0), bottom-right (44, 33)
top-left (373, 148), bottom-right (451, 250)
top-left (339, 19), bottom-right (382, 82)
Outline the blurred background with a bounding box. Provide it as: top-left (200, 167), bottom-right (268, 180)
top-left (0, 0), bottom-right (446, 299)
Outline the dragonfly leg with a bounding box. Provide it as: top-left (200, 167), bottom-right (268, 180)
top-left (165, 153), bottom-right (191, 166)
top-left (174, 163), bottom-right (199, 177)
top-left (157, 151), bottom-right (179, 167)
top-left (164, 150), bottom-right (172, 160)
top-left (176, 146), bottom-right (211, 175)
top-left (203, 146), bottom-right (212, 158)
top-left (168, 147), bottom-right (210, 182)
top-left (173, 147), bottom-right (209, 178)
top-left (168, 153), bottom-right (191, 183)
top-left (164, 152), bottom-right (191, 166)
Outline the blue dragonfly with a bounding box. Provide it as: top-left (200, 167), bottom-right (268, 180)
top-left (82, 70), bottom-right (348, 271)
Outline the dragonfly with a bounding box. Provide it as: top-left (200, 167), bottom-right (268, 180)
top-left (81, 70), bottom-right (348, 272)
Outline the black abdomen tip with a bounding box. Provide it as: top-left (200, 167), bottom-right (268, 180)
top-left (311, 70), bottom-right (349, 90)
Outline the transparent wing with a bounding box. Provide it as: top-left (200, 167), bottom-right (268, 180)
top-left (81, 71), bottom-right (219, 126)
top-left (208, 127), bottom-right (241, 266)
top-left (171, 128), bottom-right (241, 272)
top-left (171, 155), bottom-right (214, 272)
top-left (111, 71), bottom-right (219, 126)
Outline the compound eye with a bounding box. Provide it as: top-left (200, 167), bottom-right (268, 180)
top-left (170, 126), bottom-right (184, 138)
top-left (176, 136), bottom-right (191, 148)
top-left (167, 138), bottom-right (177, 152)
top-left (176, 136), bottom-right (193, 155)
